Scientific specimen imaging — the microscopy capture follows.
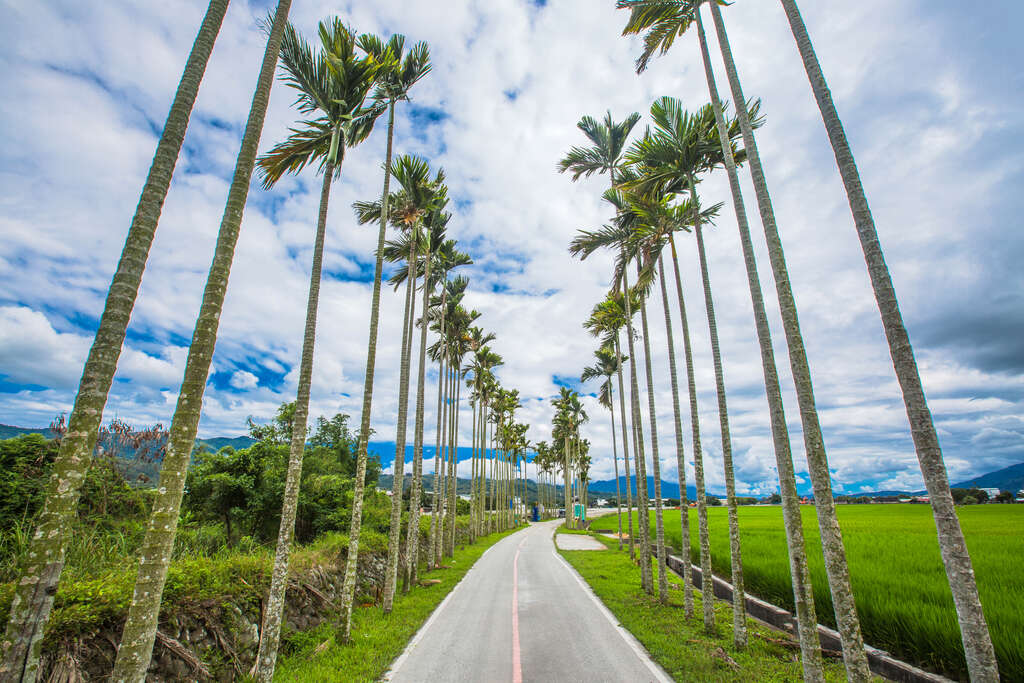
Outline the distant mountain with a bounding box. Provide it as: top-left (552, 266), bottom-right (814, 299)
top-left (376, 473), bottom-right (584, 504)
top-left (952, 462), bottom-right (1024, 493)
top-left (0, 424), bottom-right (57, 440)
top-left (842, 490), bottom-right (923, 498)
top-left (195, 435), bottom-right (256, 452)
top-left (588, 476), bottom-right (729, 501)
top-left (367, 443), bottom-right (477, 470)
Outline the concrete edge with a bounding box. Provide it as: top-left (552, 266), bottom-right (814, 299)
top-left (662, 554), bottom-right (956, 683)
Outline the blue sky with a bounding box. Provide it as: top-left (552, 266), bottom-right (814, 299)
top-left (1, 0), bottom-right (1022, 495)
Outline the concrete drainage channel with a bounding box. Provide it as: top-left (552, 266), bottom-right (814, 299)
top-left (590, 529), bottom-right (953, 683)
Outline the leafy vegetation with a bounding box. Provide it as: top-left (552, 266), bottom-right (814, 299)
top-left (186, 403), bottom-right (383, 545)
top-left (592, 505), bottom-right (1024, 679)
top-left (0, 405), bottom-right (388, 602)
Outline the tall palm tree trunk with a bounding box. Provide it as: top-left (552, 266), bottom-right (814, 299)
top-left (382, 236), bottom-right (419, 613)
top-left (437, 365), bottom-right (452, 565)
top-left (637, 263), bottom-right (668, 604)
top-left (779, 3), bottom-right (998, 678)
top-left (692, 16), bottom-right (824, 674)
top-left (476, 402), bottom-right (483, 532)
top-left (0, 3), bottom-right (231, 678)
top-left (445, 371), bottom-right (460, 553)
top-left (488, 423), bottom-right (496, 534)
top-left (614, 337), bottom-right (636, 560)
top-left (469, 399), bottom-right (478, 541)
top-left (657, 254), bottom-right (694, 618)
top-left (563, 434), bottom-right (572, 529)
top-left (609, 397), bottom-right (624, 551)
top-left (443, 368), bottom-right (454, 539)
top-left (691, 192), bottom-right (747, 649)
top-left (429, 352), bottom-right (446, 568)
top-left (403, 257), bottom-right (433, 592)
top-left (702, 3), bottom-right (868, 672)
top-left (621, 267), bottom-right (653, 594)
top-left (474, 399), bottom-right (484, 535)
top-left (255, 159), bottom-right (336, 682)
top-left (109, 5), bottom-right (292, 679)
top-left (340, 98), bottom-right (397, 641)
top-left (665, 236), bottom-right (714, 633)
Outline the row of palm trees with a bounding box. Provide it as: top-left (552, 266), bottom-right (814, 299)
top-left (0, 6), bottom-right (525, 682)
top-left (535, 388), bottom-right (592, 529)
top-left (555, 2), bottom-right (999, 682)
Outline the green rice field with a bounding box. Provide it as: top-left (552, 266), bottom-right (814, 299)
top-left (590, 504), bottom-right (1023, 681)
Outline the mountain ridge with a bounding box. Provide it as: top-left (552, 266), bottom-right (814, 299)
top-left (4, 424), bottom-right (1022, 494)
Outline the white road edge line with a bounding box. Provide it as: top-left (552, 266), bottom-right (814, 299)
top-left (553, 539), bottom-right (673, 683)
top-left (383, 529), bottom-right (522, 681)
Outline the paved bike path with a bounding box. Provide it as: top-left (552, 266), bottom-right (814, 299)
top-left (385, 519), bottom-right (671, 682)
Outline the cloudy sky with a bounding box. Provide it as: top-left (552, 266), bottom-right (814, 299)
top-left (1, 0), bottom-right (1021, 495)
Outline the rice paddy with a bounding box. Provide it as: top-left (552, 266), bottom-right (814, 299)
top-left (590, 504), bottom-right (1024, 680)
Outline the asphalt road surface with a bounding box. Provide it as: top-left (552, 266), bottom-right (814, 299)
top-left (385, 518), bottom-right (671, 683)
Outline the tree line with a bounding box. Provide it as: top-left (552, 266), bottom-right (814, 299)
top-left (0, 4), bottom-right (533, 681)
top-left (553, 2), bottom-right (1001, 682)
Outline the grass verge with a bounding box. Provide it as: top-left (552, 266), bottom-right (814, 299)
top-left (590, 505), bottom-right (1023, 680)
top-left (273, 525), bottom-right (526, 682)
top-left (556, 526), bottom-right (858, 683)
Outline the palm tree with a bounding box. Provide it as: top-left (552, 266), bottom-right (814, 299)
top-left (402, 212), bottom-right (451, 593)
top-left (585, 294), bottom-right (637, 559)
top-left (559, 110), bottom-right (654, 592)
top-left (777, 4), bottom-right (999, 678)
top-left (476, 356), bottom-right (500, 533)
top-left (688, 187), bottom-right (749, 647)
top-left (626, 97), bottom-right (821, 656)
top-left (428, 279), bottom-right (475, 563)
top-left (618, 2), bottom-right (867, 672)
top-left (553, 388), bottom-right (588, 530)
top-left (0, 3), bottom-right (231, 678)
top-left (632, 255), bottom-right (670, 604)
top-left (617, 187), bottom-right (720, 619)
top-left (463, 328), bottom-right (498, 539)
top-left (618, 132), bottom-right (748, 640)
top-left (340, 32), bottom-right (431, 642)
top-left (251, 20), bottom-right (380, 679)
top-left (376, 156), bottom-right (446, 613)
top-left (581, 346), bottom-right (627, 551)
top-left (576, 228), bottom-right (654, 593)
top-left (110, 3), bottom-right (294, 680)
top-left (444, 311), bottom-right (472, 553)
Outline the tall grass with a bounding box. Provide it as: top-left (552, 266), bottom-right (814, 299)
top-left (592, 504), bottom-right (1023, 680)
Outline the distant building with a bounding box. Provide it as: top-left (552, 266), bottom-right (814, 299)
top-left (596, 498), bottom-right (610, 507)
top-left (911, 496), bottom-right (930, 504)
top-left (980, 487), bottom-right (1000, 499)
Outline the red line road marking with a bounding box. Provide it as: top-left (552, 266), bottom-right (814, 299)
top-left (512, 536), bottom-right (528, 683)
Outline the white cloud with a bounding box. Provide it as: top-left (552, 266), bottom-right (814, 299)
top-left (229, 370), bottom-right (258, 390)
top-left (0, 0), bottom-right (1021, 495)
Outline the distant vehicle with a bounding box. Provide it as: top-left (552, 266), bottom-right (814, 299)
top-left (557, 508), bottom-right (565, 518)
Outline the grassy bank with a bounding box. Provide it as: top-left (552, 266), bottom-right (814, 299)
top-left (555, 527), bottom-right (855, 682)
top-left (590, 504), bottom-right (1024, 680)
top-left (273, 524), bottom-right (526, 682)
